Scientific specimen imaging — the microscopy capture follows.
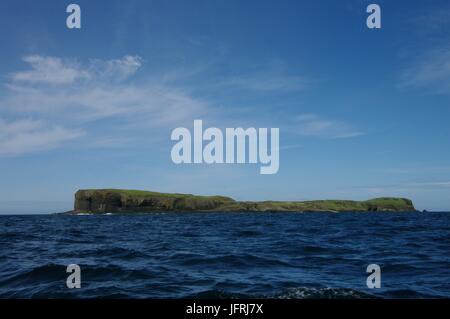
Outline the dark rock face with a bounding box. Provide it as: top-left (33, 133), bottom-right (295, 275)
top-left (74, 190), bottom-right (234, 213)
top-left (75, 191), bottom-right (122, 213)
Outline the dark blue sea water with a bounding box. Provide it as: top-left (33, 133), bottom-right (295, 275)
top-left (0, 212), bottom-right (449, 299)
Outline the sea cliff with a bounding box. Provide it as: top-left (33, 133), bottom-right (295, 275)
top-left (70, 189), bottom-right (416, 213)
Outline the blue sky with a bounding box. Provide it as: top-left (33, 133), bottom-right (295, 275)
top-left (0, 0), bottom-right (450, 213)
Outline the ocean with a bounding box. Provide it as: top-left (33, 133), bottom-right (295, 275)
top-left (0, 212), bottom-right (449, 298)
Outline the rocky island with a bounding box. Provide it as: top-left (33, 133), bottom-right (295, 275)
top-left (68, 189), bottom-right (417, 214)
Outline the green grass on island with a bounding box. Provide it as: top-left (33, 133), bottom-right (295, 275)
top-left (72, 189), bottom-right (416, 213)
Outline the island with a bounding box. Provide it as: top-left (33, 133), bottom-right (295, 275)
top-left (67, 189), bottom-right (417, 214)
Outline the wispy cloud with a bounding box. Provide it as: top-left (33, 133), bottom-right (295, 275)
top-left (400, 47), bottom-right (450, 94)
top-left (174, 58), bottom-right (311, 93)
top-left (4, 55), bottom-right (207, 123)
top-left (3, 82), bottom-right (207, 124)
top-left (0, 118), bottom-right (83, 156)
top-left (344, 181), bottom-right (450, 197)
top-left (11, 55), bottom-right (89, 85)
top-left (88, 55), bottom-right (143, 82)
top-left (406, 181), bottom-right (450, 189)
top-left (0, 54), bottom-right (360, 158)
top-left (0, 55), bottom-right (210, 156)
top-left (219, 73), bottom-right (309, 92)
top-left (287, 113), bottom-right (363, 139)
top-left (10, 55), bottom-right (143, 85)
top-left (414, 4), bottom-right (450, 36)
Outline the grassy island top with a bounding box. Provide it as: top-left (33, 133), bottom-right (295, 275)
top-left (73, 189), bottom-right (416, 213)
top-left (78, 189), bottom-right (235, 201)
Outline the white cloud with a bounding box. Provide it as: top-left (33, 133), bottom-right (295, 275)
top-left (0, 55), bottom-right (360, 158)
top-left (88, 55), bottom-right (143, 82)
top-left (400, 47), bottom-right (450, 93)
top-left (220, 74), bottom-right (308, 92)
top-left (407, 181), bottom-right (450, 189)
top-left (3, 81), bottom-right (207, 124)
top-left (0, 118), bottom-right (83, 156)
top-left (200, 59), bottom-right (311, 93)
top-left (414, 5), bottom-right (450, 36)
top-left (0, 55), bottom-right (210, 157)
top-left (3, 55), bottom-right (208, 124)
top-left (289, 113), bottom-right (363, 139)
top-left (11, 56), bottom-right (89, 85)
top-left (10, 55), bottom-right (142, 85)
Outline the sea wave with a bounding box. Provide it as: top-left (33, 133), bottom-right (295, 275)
top-left (0, 212), bottom-right (449, 298)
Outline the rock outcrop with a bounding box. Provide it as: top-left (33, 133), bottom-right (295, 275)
top-left (70, 189), bottom-right (417, 214)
